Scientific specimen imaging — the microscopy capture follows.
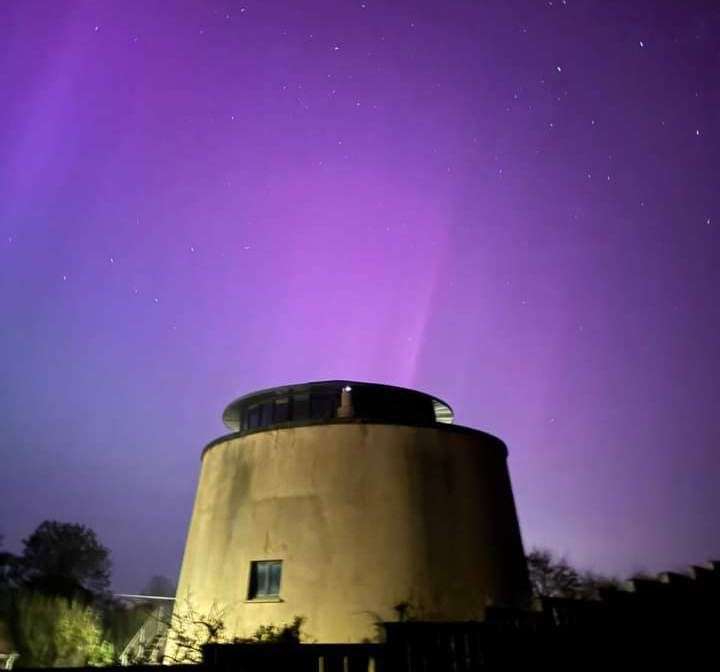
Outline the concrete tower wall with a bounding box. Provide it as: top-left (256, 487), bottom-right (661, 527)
top-left (173, 422), bottom-right (529, 643)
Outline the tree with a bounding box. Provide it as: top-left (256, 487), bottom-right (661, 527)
top-left (21, 521), bottom-right (111, 599)
top-left (526, 548), bottom-right (618, 600)
top-left (0, 554), bottom-right (23, 592)
top-left (140, 575), bottom-right (176, 598)
top-left (0, 535), bottom-right (23, 605)
top-left (104, 601), bottom-right (156, 657)
top-left (527, 549), bottom-right (582, 599)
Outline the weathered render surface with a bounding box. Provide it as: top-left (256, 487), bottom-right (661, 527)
top-left (172, 421), bottom-right (529, 644)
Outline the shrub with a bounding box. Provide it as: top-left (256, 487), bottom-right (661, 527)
top-left (13, 592), bottom-right (114, 667)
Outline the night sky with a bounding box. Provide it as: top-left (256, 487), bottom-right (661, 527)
top-left (1, 0), bottom-right (719, 593)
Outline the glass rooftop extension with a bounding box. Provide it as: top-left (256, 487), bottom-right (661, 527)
top-left (222, 380), bottom-right (454, 433)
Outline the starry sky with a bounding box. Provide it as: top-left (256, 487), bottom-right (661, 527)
top-left (1, 0), bottom-right (719, 593)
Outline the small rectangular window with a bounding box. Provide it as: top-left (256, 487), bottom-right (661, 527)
top-left (247, 405), bottom-right (261, 429)
top-left (260, 401), bottom-right (274, 426)
top-left (274, 398), bottom-right (289, 423)
top-left (292, 394), bottom-right (309, 421)
top-left (310, 394), bottom-right (335, 420)
top-left (248, 560), bottom-right (282, 599)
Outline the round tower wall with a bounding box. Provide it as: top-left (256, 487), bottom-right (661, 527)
top-left (172, 422), bottom-right (529, 644)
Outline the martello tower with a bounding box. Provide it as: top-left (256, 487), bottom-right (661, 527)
top-left (172, 381), bottom-right (530, 643)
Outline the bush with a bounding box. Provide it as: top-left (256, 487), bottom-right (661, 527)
top-left (162, 600), bottom-right (305, 664)
top-left (12, 592), bottom-right (114, 667)
top-left (248, 616), bottom-right (304, 645)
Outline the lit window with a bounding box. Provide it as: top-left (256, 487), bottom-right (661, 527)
top-left (248, 560), bottom-right (282, 599)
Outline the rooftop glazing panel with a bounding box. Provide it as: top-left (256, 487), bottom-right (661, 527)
top-left (222, 380), bottom-right (454, 432)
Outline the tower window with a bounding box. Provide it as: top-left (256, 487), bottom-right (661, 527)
top-left (274, 398), bottom-right (289, 423)
top-left (259, 401), bottom-right (274, 426)
top-left (310, 394), bottom-right (335, 420)
top-left (246, 405), bottom-right (261, 429)
top-left (292, 394), bottom-right (309, 421)
top-left (248, 560), bottom-right (282, 599)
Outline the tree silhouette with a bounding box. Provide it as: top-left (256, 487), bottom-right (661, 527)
top-left (140, 575), bottom-right (176, 598)
top-left (0, 534), bottom-right (22, 591)
top-left (21, 521), bottom-right (111, 599)
top-left (526, 548), bottom-right (618, 600)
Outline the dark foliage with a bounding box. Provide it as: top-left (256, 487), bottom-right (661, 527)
top-left (140, 575), bottom-right (176, 598)
top-left (526, 548), bottom-right (619, 600)
top-left (21, 521), bottom-right (111, 600)
top-left (0, 535), bottom-right (23, 626)
top-left (0, 550), bottom-right (23, 593)
top-left (104, 602), bottom-right (156, 654)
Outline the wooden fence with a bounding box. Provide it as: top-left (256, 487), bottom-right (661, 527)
top-left (203, 642), bottom-right (384, 672)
